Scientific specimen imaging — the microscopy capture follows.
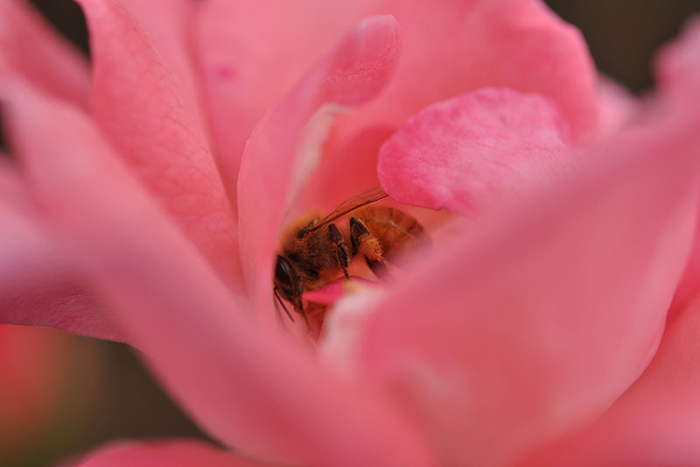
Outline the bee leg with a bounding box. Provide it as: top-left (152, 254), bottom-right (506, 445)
top-left (365, 258), bottom-right (390, 279)
top-left (296, 304), bottom-right (312, 332)
top-left (328, 223), bottom-right (350, 279)
top-left (350, 217), bottom-right (386, 277)
top-left (273, 288), bottom-right (295, 324)
top-left (293, 280), bottom-right (312, 331)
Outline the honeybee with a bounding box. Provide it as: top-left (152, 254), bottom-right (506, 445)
top-left (273, 187), bottom-right (428, 330)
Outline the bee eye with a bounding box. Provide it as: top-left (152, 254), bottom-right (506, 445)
top-left (275, 256), bottom-right (296, 291)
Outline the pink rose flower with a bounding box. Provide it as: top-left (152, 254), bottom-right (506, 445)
top-left (2, 0), bottom-right (700, 466)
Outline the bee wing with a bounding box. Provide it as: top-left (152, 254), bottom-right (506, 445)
top-left (303, 186), bottom-right (388, 234)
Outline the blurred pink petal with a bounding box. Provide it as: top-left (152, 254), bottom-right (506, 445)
top-left (8, 79), bottom-right (431, 466)
top-left (0, 135), bottom-right (115, 338)
top-left (656, 16), bottom-right (700, 102)
top-left (515, 292), bottom-right (700, 465)
top-left (196, 0), bottom-right (598, 210)
top-left (662, 18), bottom-right (700, 315)
top-left (116, 0), bottom-right (196, 71)
top-left (75, 0), bottom-right (242, 289)
top-left (355, 76), bottom-right (700, 465)
top-left (0, 158), bottom-right (33, 215)
top-left (672, 210), bottom-right (700, 316)
top-left (594, 76), bottom-right (640, 138)
top-left (236, 15), bottom-right (400, 326)
top-left (623, 293), bottom-right (700, 409)
top-left (378, 87), bottom-right (575, 216)
top-left (0, 0), bottom-right (90, 109)
top-left (513, 393), bottom-right (700, 467)
top-left (77, 440), bottom-right (276, 467)
top-left (0, 183), bottom-right (118, 340)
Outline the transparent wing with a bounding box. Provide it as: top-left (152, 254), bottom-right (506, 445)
top-left (302, 186), bottom-right (388, 234)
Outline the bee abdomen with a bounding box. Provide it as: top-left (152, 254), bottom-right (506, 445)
top-left (350, 205), bottom-right (427, 259)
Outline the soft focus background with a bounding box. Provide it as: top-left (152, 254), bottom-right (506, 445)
top-left (1, 0), bottom-right (700, 466)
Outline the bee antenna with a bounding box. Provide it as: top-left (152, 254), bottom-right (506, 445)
top-left (273, 288), bottom-right (295, 323)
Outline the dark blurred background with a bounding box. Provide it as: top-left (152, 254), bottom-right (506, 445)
top-left (2, 1), bottom-right (700, 466)
top-left (547, 0), bottom-right (700, 93)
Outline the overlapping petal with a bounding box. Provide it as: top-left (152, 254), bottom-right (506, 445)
top-left (7, 79), bottom-right (431, 467)
top-left (75, 0), bottom-right (241, 289)
top-left (378, 87), bottom-right (575, 217)
top-left (623, 292), bottom-right (700, 410)
top-left (196, 0), bottom-right (599, 210)
top-left (0, 101), bottom-right (118, 341)
top-left (354, 77), bottom-right (700, 465)
top-left (236, 14), bottom-right (401, 327)
top-left (194, 0), bottom-right (363, 206)
top-left (662, 18), bottom-right (700, 314)
top-left (513, 393), bottom-right (700, 467)
top-left (0, 0), bottom-right (90, 110)
top-left (0, 199), bottom-right (117, 340)
top-left (515, 292), bottom-right (700, 466)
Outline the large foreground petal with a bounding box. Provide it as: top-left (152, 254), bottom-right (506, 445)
top-left (518, 284), bottom-right (700, 467)
top-left (356, 81), bottom-right (700, 467)
top-left (514, 393), bottom-right (700, 467)
top-left (9, 81), bottom-right (431, 467)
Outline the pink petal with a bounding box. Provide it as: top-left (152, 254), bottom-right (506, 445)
top-left (513, 393), bottom-right (700, 467)
top-left (656, 16), bottom-right (700, 102)
top-left (74, 0), bottom-right (242, 290)
top-left (378, 87), bottom-right (575, 217)
top-left (595, 76), bottom-right (641, 138)
top-left (671, 211), bottom-right (700, 316)
top-left (0, 162), bottom-right (119, 340)
top-left (114, 0), bottom-right (196, 69)
top-left (0, 201), bottom-right (120, 341)
top-left (9, 80), bottom-right (431, 467)
top-left (0, 158), bottom-right (33, 215)
top-left (624, 295), bottom-right (700, 409)
top-left (329, 0), bottom-right (599, 157)
top-left (193, 1), bottom-right (365, 208)
top-left (236, 15), bottom-right (400, 325)
top-left (356, 81), bottom-right (700, 465)
top-left (77, 440), bottom-right (276, 467)
top-left (300, 0), bottom-right (599, 209)
top-left (516, 279), bottom-right (700, 465)
top-left (195, 0), bottom-right (598, 211)
top-left (660, 18), bottom-right (700, 315)
top-left (0, 0), bottom-right (90, 109)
